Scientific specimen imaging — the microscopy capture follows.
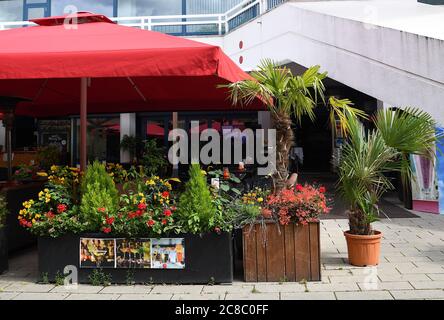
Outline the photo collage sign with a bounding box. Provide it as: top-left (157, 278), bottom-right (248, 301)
top-left (79, 238), bottom-right (185, 269)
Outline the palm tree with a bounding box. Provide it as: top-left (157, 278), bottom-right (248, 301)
top-left (225, 59), bottom-right (366, 191)
top-left (338, 108), bottom-right (439, 235)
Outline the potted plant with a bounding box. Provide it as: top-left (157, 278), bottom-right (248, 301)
top-left (225, 59), bottom-right (366, 191)
top-left (338, 108), bottom-right (438, 266)
top-left (0, 193), bottom-right (8, 274)
top-left (12, 163), bottom-right (36, 183)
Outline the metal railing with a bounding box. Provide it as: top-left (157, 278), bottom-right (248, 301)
top-left (0, 0), bottom-right (287, 35)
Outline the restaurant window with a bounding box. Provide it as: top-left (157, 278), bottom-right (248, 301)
top-left (51, 0), bottom-right (116, 17)
top-left (118, 0), bottom-right (183, 16)
top-left (74, 117), bottom-right (120, 164)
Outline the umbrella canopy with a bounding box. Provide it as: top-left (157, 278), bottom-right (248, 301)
top-left (0, 12), bottom-right (261, 117)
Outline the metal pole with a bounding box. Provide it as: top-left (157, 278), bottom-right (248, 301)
top-left (80, 77), bottom-right (88, 171)
top-left (6, 125), bottom-right (11, 180)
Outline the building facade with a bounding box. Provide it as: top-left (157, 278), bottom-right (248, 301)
top-left (1, 0), bottom-right (443, 213)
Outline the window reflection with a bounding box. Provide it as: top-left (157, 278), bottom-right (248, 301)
top-left (0, 0), bottom-right (23, 22)
top-left (51, 0), bottom-right (115, 17)
top-left (76, 117), bottom-right (120, 164)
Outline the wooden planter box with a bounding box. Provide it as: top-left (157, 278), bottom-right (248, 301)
top-left (0, 228), bottom-right (8, 274)
top-left (38, 232), bottom-right (233, 284)
top-left (243, 222), bottom-right (321, 282)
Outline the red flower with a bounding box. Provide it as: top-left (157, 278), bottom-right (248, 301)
top-left (128, 212), bottom-right (137, 219)
top-left (46, 211), bottom-right (55, 219)
top-left (214, 227), bottom-right (221, 234)
top-left (161, 219), bottom-right (167, 225)
top-left (163, 209), bottom-right (172, 217)
top-left (162, 263), bottom-right (167, 269)
top-left (97, 207), bottom-right (106, 213)
top-left (295, 184), bottom-right (303, 192)
top-left (136, 210), bottom-right (143, 217)
top-left (319, 186), bottom-right (326, 193)
top-left (102, 227), bottom-right (112, 234)
top-left (105, 216), bottom-right (115, 225)
top-left (137, 203), bottom-right (147, 210)
top-left (147, 219), bottom-right (155, 227)
top-left (261, 208), bottom-right (272, 219)
top-left (161, 191), bottom-right (170, 198)
top-left (57, 204), bottom-right (67, 213)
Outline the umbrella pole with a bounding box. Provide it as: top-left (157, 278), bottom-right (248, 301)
top-left (80, 78), bottom-right (88, 171)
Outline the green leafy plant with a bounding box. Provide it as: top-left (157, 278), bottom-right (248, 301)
top-left (37, 145), bottom-right (61, 171)
top-left (13, 164), bottom-right (35, 181)
top-left (177, 164), bottom-right (216, 234)
top-left (120, 135), bottom-right (140, 162)
top-left (338, 108), bottom-right (439, 235)
top-left (80, 161), bottom-right (119, 231)
top-left (89, 269), bottom-right (112, 286)
top-left (0, 193), bottom-right (7, 229)
top-left (40, 272), bottom-right (49, 284)
top-left (55, 270), bottom-right (65, 286)
top-left (140, 139), bottom-right (168, 177)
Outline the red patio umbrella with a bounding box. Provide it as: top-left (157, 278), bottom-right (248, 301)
top-left (0, 12), bottom-right (262, 170)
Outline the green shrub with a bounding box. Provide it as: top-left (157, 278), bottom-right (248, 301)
top-left (176, 164), bottom-right (215, 234)
top-left (80, 161), bottom-right (119, 230)
top-left (0, 193), bottom-right (7, 229)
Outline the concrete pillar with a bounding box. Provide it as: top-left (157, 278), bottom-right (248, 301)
top-left (120, 113), bottom-right (136, 163)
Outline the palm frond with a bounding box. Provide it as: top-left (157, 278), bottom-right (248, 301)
top-left (328, 97), bottom-right (368, 137)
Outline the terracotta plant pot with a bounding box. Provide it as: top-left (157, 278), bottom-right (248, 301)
top-left (344, 230), bottom-right (382, 267)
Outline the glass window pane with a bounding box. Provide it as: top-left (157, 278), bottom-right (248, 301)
top-left (51, 0), bottom-right (114, 17)
top-left (75, 117), bottom-right (120, 163)
top-left (0, 0), bottom-right (23, 22)
top-left (26, 7), bottom-right (46, 19)
top-left (118, 0), bottom-right (183, 16)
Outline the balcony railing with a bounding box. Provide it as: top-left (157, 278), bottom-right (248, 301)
top-left (0, 0), bottom-right (287, 36)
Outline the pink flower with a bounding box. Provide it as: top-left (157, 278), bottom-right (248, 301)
top-left (295, 184), bottom-right (303, 192)
top-left (319, 186), bottom-right (326, 193)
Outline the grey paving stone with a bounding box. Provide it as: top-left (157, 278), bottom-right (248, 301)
top-left (151, 285), bottom-right (204, 294)
top-left (306, 283), bottom-right (360, 292)
top-left (50, 285), bottom-right (104, 294)
top-left (426, 274), bottom-right (444, 281)
top-left (0, 292), bottom-right (19, 300)
top-left (335, 291), bottom-right (393, 300)
top-left (118, 293), bottom-right (172, 300)
top-left (13, 293), bottom-right (69, 300)
top-left (357, 281), bottom-right (414, 291)
top-left (378, 273), bottom-right (432, 282)
top-left (100, 285), bottom-right (152, 294)
top-left (252, 283), bottom-right (306, 293)
top-left (4, 283), bottom-right (55, 293)
top-left (172, 293), bottom-right (223, 300)
top-left (202, 285), bottom-right (253, 294)
top-left (281, 292), bottom-right (336, 300)
top-left (225, 292), bottom-right (280, 300)
top-left (409, 281), bottom-right (444, 290)
top-left (390, 289), bottom-right (444, 300)
top-left (65, 293), bottom-right (120, 300)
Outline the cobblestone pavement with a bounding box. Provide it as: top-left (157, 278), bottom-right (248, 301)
top-left (1, 211), bottom-right (444, 300)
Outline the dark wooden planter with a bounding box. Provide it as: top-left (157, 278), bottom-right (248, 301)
top-left (2, 182), bottom-right (43, 253)
top-left (243, 222), bottom-right (321, 282)
top-left (0, 227), bottom-right (8, 274)
top-left (38, 232), bottom-right (233, 284)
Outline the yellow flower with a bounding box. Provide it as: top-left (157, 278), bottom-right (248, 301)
top-left (45, 199), bottom-right (50, 203)
top-left (146, 179), bottom-right (155, 186)
top-left (257, 197), bottom-right (264, 203)
top-left (35, 214), bottom-right (41, 219)
top-left (201, 170), bottom-right (207, 175)
top-left (44, 188), bottom-right (49, 193)
top-left (36, 172), bottom-right (48, 177)
top-left (32, 219), bottom-right (36, 223)
top-left (50, 165), bottom-right (58, 172)
top-left (38, 191), bottom-right (44, 197)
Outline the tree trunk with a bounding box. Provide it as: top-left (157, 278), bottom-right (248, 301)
top-left (271, 111), bottom-right (294, 192)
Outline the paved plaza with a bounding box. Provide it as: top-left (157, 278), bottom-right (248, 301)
top-left (1, 211), bottom-right (444, 300)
